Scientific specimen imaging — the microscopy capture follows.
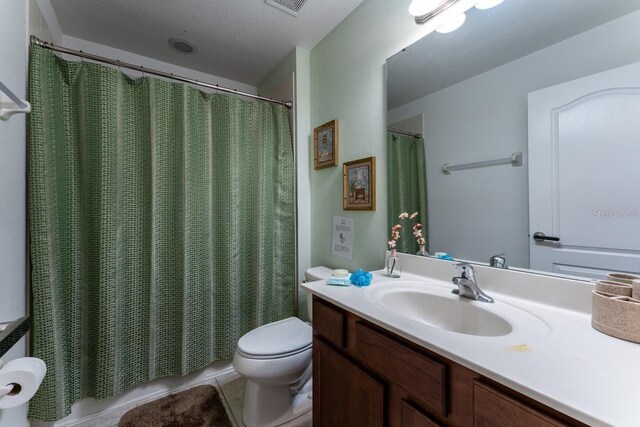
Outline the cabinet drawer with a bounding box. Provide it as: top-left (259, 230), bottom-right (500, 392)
top-left (355, 322), bottom-right (448, 416)
top-left (401, 400), bottom-right (443, 427)
top-left (473, 381), bottom-right (568, 427)
top-left (313, 298), bottom-right (345, 348)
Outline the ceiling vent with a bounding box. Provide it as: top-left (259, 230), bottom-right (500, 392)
top-left (265, 0), bottom-right (308, 16)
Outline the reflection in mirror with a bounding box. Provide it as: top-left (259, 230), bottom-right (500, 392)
top-left (386, 0), bottom-right (640, 280)
top-left (387, 119), bottom-right (427, 255)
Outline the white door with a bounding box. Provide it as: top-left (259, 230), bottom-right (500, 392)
top-left (528, 62), bottom-right (640, 279)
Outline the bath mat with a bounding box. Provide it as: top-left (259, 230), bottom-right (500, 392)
top-left (118, 385), bottom-right (233, 427)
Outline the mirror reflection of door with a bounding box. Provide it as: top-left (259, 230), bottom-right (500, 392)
top-left (528, 62), bottom-right (640, 278)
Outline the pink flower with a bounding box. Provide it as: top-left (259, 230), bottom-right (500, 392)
top-left (410, 212), bottom-right (418, 220)
top-left (389, 222), bottom-right (403, 249)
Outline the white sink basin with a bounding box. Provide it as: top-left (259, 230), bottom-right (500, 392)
top-left (366, 281), bottom-right (549, 338)
top-left (377, 289), bottom-right (512, 336)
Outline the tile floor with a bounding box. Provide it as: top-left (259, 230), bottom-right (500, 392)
top-left (216, 370), bottom-right (312, 427)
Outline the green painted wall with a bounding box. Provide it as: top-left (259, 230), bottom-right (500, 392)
top-left (309, 0), bottom-right (476, 271)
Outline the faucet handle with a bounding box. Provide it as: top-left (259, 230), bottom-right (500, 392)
top-left (454, 262), bottom-right (475, 279)
top-left (490, 253), bottom-right (507, 269)
top-left (454, 262), bottom-right (473, 271)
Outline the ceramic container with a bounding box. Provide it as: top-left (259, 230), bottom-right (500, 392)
top-left (595, 280), bottom-right (633, 297)
top-left (606, 273), bottom-right (640, 285)
top-left (633, 279), bottom-right (640, 300)
top-left (592, 291), bottom-right (640, 344)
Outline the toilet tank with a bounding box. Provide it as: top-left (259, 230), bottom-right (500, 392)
top-left (303, 266), bottom-right (333, 322)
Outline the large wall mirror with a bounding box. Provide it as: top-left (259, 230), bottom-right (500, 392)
top-left (386, 0), bottom-right (640, 280)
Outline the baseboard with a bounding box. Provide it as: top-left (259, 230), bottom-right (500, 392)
top-left (31, 360), bottom-right (234, 427)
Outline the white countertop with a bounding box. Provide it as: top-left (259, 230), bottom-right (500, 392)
top-left (302, 261), bottom-right (640, 427)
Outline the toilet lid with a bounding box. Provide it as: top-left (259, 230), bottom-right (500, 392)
top-left (237, 317), bottom-right (312, 357)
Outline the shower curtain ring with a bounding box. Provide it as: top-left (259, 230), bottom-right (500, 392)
top-left (116, 59), bottom-right (121, 72)
top-left (140, 65), bottom-right (145, 77)
top-left (80, 50), bottom-right (84, 63)
top-left (170, 73), bottom-right (174, 84)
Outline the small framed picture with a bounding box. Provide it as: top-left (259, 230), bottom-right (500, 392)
top-left (343, 156), bottom-right (376, 211)
top-left (313, 119), bottom-right (338, 169)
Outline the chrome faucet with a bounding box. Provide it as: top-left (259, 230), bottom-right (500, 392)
top-left (489, 253), bottom-right (507, 269)
top-left (452, 262), bottom-right (494, 303)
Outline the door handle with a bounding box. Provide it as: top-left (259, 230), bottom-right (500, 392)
top-left (533, 232), bottom-right (560, 242)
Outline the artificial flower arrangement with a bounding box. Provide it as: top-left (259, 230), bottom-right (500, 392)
top-left (388, 211), bottom-right (426, 253)
top-left (410, 212), bottom-right (428, 255)
top-left (387, 211), bottom-right (426, 277)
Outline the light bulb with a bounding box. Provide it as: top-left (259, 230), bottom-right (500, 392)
top-left (408, 0), bottom-right (442, 17)
top-left (436, 12), bottom-right (466, 33)
top-left (475, 0), bottom-right (505, 10)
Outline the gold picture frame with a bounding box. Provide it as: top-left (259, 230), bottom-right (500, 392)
top-left (313, 119), bottom-right (339, 169)
top-left (343, 156), bottom-right (376, 211)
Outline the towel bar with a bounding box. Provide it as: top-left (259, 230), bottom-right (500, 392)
top-left (443, 152), bottom-right (522, 175)
top-left (0, 317), bottom-right (30, 358)
top-left (0, 81), bottom-right (31, 121)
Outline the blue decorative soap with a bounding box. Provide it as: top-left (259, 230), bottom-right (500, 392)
top-left (326, 275), bottom-right (351, 286)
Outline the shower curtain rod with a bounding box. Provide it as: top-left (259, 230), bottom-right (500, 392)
top-left (387, 128), bottom-right (422, 139)
top-left (30, 36), bottom-right (293, 109)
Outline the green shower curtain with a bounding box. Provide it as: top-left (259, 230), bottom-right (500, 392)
top-left (387, 131), bottom-right (428, 254)
top-left (27, 45), bottom-right (295, 421)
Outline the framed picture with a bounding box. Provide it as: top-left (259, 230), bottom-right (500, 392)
top-left (343, 156), bottom-right (376, 211)
top-left (313, 119), bottom-right (338, 169)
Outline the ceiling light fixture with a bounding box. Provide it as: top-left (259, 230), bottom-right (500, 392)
top-left (408, 0), bottom-right (442, 17)
top-left (435, 12), bottom-right (466, 33)
top-left (411, 0), bottom-right (462, 26)
top-left (475, 0), bottom-right (505, 10)
top-left (168, 38), bottom-right (197, 54)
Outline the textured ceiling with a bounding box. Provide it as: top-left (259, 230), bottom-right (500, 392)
top-left (387, 0), bottom-right (640, 110)
top-left (50, 0), bottom-right (364, 86)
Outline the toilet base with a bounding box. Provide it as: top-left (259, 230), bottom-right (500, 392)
top-left (242, 378), bottom-right (312, 427)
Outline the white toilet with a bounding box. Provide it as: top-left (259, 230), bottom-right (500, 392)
top-left (232, 266), bottom-right (333, 427)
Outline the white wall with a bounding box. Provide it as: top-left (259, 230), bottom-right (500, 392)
top-left (32, 0), bottom-right (63, 44)
top-left (388, 10), bottom-right (640, 269)
top-left (309, 0), bottom-right (479, 272)
top-left (0, 1), bottom-right (29, 426)
top-left (258, 47), bottom-right (313, 319)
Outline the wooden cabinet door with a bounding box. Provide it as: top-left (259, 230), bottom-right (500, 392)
top-left (401, 400), bottom-right (443, 427)
top-left (313, 337), bottom-right (385, 427)
top-left (473, 381), bottom-right (568, 427)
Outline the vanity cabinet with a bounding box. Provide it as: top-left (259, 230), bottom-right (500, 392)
top-left (312, 297), bottom-right (585, 427)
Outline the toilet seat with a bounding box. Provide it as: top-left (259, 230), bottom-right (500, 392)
top-left (237, 317), bottom-right (312, 359)
top-left (237, 343), bottom-right (312, 359)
